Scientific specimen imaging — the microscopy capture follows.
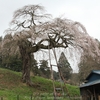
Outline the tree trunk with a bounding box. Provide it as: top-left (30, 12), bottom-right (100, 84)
top-left (21, 52), bottom-right (32, 85)
top-left (18, 42), bottom-right (33, 86)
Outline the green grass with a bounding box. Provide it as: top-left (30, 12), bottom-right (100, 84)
top-left (0, 68), bottom-right (80, 100)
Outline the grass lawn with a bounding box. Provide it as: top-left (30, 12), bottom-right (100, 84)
top-left (0, 68), bottom-right (80, 100)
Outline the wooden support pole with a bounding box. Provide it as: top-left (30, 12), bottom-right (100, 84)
top-left (1, 97), bottom-right (3, 100)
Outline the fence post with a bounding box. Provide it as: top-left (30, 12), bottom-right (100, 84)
top-left (17, 95), bottom-right (19, 100)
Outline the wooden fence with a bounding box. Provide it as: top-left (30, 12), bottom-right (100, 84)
top-left (0, 95), bottom-right (82, 100)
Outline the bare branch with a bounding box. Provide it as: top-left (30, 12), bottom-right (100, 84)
top-left (10, 4), bottom-right (51, 32)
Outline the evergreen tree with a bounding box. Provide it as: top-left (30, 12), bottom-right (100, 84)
top-left (53, 71), bottom-right (59, 80)
top-left (31, 57), bottom-right (39, 76)
top-left (1, 55), bottom-right (22, 72)
top-left (58, 52), bottom-right (72, 80)
top-left (0, 34), bottom-right (22, 71)
top-left (39, 60), bottom-right (50, 78)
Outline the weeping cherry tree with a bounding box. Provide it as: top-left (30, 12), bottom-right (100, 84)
top-left (5, 4), bottom-right (100, 86)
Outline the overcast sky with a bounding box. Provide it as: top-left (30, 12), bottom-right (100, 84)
top-left (0, 0), bottom-right (100, 72)
top-left (0, 0), bottom-right (100, 40)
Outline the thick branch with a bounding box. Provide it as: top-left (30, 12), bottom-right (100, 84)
top-left (29, 38), bottom-right (68, 53)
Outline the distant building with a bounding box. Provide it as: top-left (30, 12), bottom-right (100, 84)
top-left (80, 70), bottom-right (100, 100)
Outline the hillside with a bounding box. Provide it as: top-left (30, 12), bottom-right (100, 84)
top-left (0, 68), bottom-right (80, 100)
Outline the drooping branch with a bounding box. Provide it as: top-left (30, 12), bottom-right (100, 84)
top-left (10, 5), bottom-right (51, 32)
top-left (6, 4), bottom-right (100, 86)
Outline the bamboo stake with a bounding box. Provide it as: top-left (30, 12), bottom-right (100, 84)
top-left (48, 48), bottom-right (57, 100)
top-left (52, 48), bottom-right (71, 99)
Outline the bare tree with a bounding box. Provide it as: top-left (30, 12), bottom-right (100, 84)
top-left (5, 4), bottom-right (100, 86)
